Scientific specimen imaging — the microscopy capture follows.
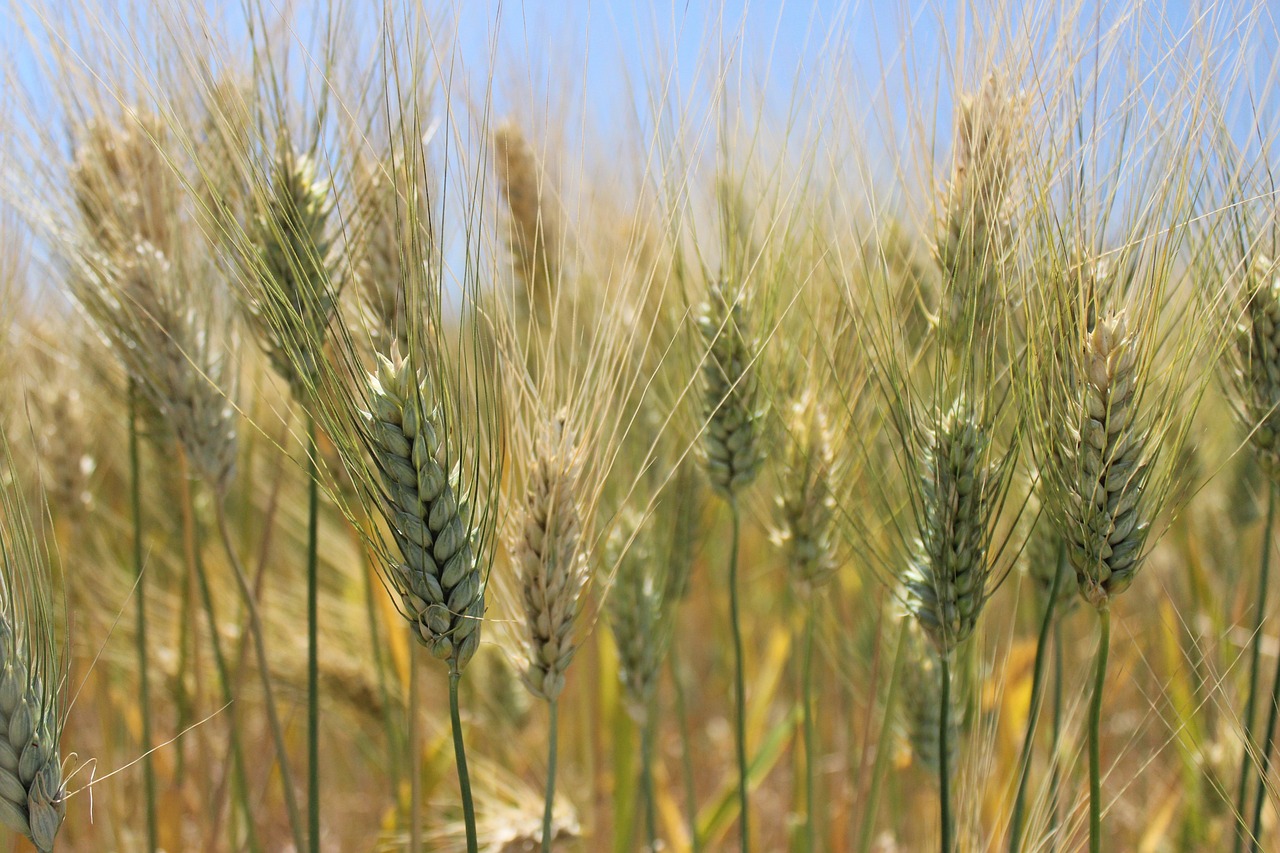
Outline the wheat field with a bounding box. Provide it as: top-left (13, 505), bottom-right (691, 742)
top-left (0, 1), bottom-right (1276, 851)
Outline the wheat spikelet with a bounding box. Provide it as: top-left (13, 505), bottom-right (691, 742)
top-left (606, 510), bottom-right (666, 724)
top-left (1022, 497), bottom-right (1076, 618)
top-left (697, 279), bottom-right (764, 497)
top-left (1055, 311), bottom-right (1150, 608)
top-left (69, 112), bottom-right (176, 259)
top-left (773, 391), bottom-right (838, 595)
top-left (367, 351), bottom-right (484, 668)
top-left (352, 153), bottom-right (427, 354)
top-left (934, 76), bottom-right (1023, 346)
top-left (493, 121), bottom-right (560, 322)
top-left (513, 416), bottom-right (586, 702)
top-left (246, 147), bottom-right (338, 397)
top-left (903, 399), bottom-right (1000, 652)
top-left (898, 619), bottom-right (961, 780)
top-left (0, 449), bottom-right (67, 853)
top-left (1231, 254), bottom-right (1280, 479)
top-left (24, 339), bottom-right (96, 520)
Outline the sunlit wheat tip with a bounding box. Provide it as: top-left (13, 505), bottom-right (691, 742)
top-left (934, 75), bottom-right (1023, 346)
top-left (493, 121), bottom-right (560, 323)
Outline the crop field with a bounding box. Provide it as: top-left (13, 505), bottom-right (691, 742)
top-left (0, 1), bottom-right (1277, 851)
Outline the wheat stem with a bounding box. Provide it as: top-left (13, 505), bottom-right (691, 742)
top-left (857, 619), bottom-right (908, 853)
top-left (214, 500), bottom-right (306, 852)
top-left (179, 457), bottom-right (259, 853)
top-left (939, 650), bottom-right (954, 853)
top-left (729, 500), bottom-right (750, 852)
top-left (305, 414), bottom-right (320, 853)
top-left (1236, 484), bottom-right (1275, 853)
top-left (1009, 541), bottom-right (1065, 852)
top-left (1047, 616), bottom-right (1064, 851)
top-left (671, 646), bottom-right (701, 852)
top-left (129, 384), bottom-right (159, 853)
top-left (1249, 579), bottom-right (1280, 852)
top-left (409, 641), bottom-right (421, 852)
top-left (802, 597), bottom-right (817, 853)
top-left (1090, 608), bottom-right (1111, 853)
top-left (543, 698), bottom-right (559, 853)
top-left (449, 658), bottom-right (479, 853)
top-left (641, 697), bottom-right (659, 852)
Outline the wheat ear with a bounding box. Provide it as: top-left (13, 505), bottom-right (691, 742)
top-left (1228, 254), bottom-right (1280, 853)
top-left (696, 277), bottom-right (763, 853)
top-left (773, 390), bottom-right (837, 853)
top-left (0, 444), bottom-right (67, 853)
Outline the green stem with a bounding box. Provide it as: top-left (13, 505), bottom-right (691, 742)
top-left (728, 501), bottom-right (749, 853)
top-left (1237, 485), bottom-right (1276, 853)
top-left (856, 619), bottom-right (908, 853)
top-left (129, 386), bottom-right (159, 853)
top-left (641, 704), bottom-right (658, 852)
top-left (940, 650), bottom-right (954, 853)
top-left (671, 645), bottom-right (701, 852)
top-left (1009, 541), bottom-right (1065, 853)
top-left (305, 415), bottom-right (320, 853)
top-left (190, 486), bottom-right (259, 853)
top-left (215, 501), bottom-right (306, 853)
top-left (410, 643), bottom-right (421, 852)
top-left (543, 699), bottom-right (559, 853)
top-left (802, 598), bottom-right (817, 853)
top-left (1250, 571), bottom-right (1280, 851)
top-left (1047, 615), bottom-right (1064, 851)
top-left (449, 658), bottom-right (479, 853)
top-left (1090, 607), bottom-right (1112, 853)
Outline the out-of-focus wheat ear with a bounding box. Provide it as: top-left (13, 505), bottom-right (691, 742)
top-left (24, 339), bottom-right (97, 523)
top-left (898, 618), bottom-right (961, 782)
top-left (903, 398), bottom-right (1000, 654)
top-left (493, 121), bottom-right (561, 326)
top-left (67, 115), bottom-right (239, 494)
top-left (773, 390), bottom-right (838, 596)
top-left (606, 510), bottom-right (666, 724)
top-left (1022, 486), bottom-right (1076, 618)
top-left (697, 279), bottom-right (765, 498)
top-left (245, 147), bottom-right (339, 399)
top-left (367, 352), bottom-right (485, 669)
top-left (514, 415), bottom-right (586, 703)
top-left (933, 76), bottom-right (1024, 349)
top-left (0, 438), bottom-right (68, 853)
top-left (1232, 254), bottom-right (1280, 478)
top-left (351, 152), bottom-right (425, 355)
